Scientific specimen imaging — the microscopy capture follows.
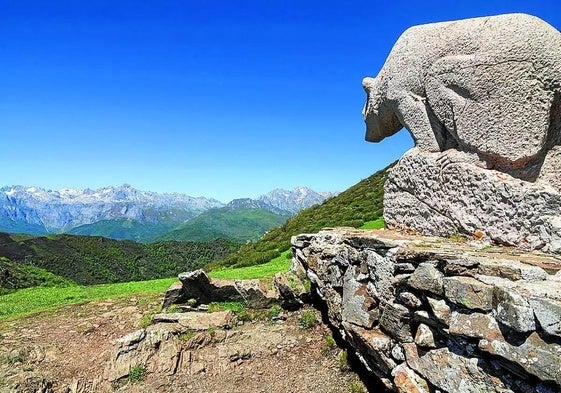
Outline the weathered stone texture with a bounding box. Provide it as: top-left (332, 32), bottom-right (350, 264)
top-left (443, 276), bottom-right (494, 312)
top-left (294, 228), bottom-right (561, 392)
top-left (384, 148), bottom-right (561, 252)
top-left (164, 269), bottom-right (281, 310)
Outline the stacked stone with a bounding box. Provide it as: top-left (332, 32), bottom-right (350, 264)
top-left (292, 228), bottom-right (561, 393)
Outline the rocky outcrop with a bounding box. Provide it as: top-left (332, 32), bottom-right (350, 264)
top-left (162, 269), bottom-right (277, 309)
top-left (384, 148), bottom-right (561, 252)
top-left (104, 312), bottom-right (239, 383)
top-left (293, 228), bottom-right (561, 392)
top-left (162, 269), bottom-right (310, 311)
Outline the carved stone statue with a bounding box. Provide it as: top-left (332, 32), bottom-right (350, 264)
top-left (363, 13), bottom-right (561, 181)
top-left (364, 14), bottom-right (561, 252)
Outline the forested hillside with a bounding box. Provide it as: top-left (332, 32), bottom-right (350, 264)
top-left (0, 232), bottom-right (238, 288)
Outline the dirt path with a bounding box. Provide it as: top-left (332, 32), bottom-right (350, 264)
top-left (0, 294), bottom-right (365, 392)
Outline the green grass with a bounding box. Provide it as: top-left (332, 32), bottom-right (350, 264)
top-left (209, 250), bottom-right (291, 280)
top-left (359, 217), bottom-right (385, 229)
top-left (0, 277), bottom-right (176, 321)
top-left (128, 365), bottom-right (147, 383)
top-left (207, 301), bottom-right (247, 313)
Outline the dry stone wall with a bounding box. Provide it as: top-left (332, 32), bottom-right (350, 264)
top-left (292, 228), bottom-right (561, 393)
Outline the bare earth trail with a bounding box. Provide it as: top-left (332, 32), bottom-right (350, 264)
top-left (0, 293), bottom-right (364, 392)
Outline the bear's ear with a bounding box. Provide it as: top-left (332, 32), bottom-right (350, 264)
top-left (362, 77), bottom-right (378, 92)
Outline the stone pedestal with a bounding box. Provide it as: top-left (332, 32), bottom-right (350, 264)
top-left (384, 148), bottom-right (561, 252)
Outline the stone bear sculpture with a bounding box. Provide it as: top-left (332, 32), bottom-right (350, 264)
top-left (362, 13), bottom-right (561, 176)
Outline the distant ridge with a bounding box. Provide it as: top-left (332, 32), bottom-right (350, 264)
top-left (0, 184), bottom-right (336, 242)
top-left (208, 165), bottom-right (390, 269)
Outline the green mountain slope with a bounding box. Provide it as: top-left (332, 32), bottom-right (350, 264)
top-left (0, 219), bottom-right (48, 236)
top-left (157, 208), bottom-right (290, 242)
top-left (68, 218), bottom-right (178, 243)
top-left (0, 256), bottom-right (76, 295)
top-left (0, 233), bottom-right (239, 287)
top-left (208, 165), bottom-right (390, 269)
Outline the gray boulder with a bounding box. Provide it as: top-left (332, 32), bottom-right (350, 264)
top-left (165, 269), bottom-right (276, 309)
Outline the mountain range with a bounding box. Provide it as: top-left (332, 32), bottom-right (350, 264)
top-left (0, 185), bottom-right (336, 242)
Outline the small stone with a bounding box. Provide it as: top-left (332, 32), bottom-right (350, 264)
top-left (449, 312), bottom-right (504, 341)
top-left (380, 302), bottom-right (412, 342)
top-left (398, 292), bottom-right (422, 309)
top-left (414, 324), bottom-right (436, 348)
top-left (427, 297), bottom-right (451, 325)
top-left (392, 363), bottom-right (431, 393)
top-left (391, 345), bottom-right (405, 361)
top-left (116, 329), bottom-right (146, 346)
top-left (408, 264), bottom-right (444, 296)
top-left (528, 297), bottom-right (561, 338)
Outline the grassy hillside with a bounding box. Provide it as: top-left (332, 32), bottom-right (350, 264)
top-left (68, 218), bottom-right (178, 243)
top-left (0, 233), bottom-right (239, 287)
top-left (0, 277), bottom-right (176, 320)
top-left (207, 165), bottom-right (390, 269)
top-left (157, 208), bottom-right (290, 242)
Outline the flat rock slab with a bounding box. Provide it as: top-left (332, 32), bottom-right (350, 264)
top-left (480, 333), bottom-right (561, 385)
top-left (153, 311), bottom-right (237, 330)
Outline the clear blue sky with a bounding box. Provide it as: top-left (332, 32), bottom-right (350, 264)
top-left (1, 1), bottom-right (560, 201)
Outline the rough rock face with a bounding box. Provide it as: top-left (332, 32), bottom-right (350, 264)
top-left (293, 228), bottom-right (561, 392)
top-left (384, 148), bottom-right (561, 252)
top-left (362, 13), bottom-right (561, 174)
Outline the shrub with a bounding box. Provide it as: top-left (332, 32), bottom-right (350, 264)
top-left (138, 306), bottom-right (159, 329)
top-left (166, 304), bottom-right (180, 313)
top-left (177, 330), bottom-right (196, 341)
top-left (323, 334), bottom-right (337, 354)
top-left (338, 350), bottom-right (350, 372)
top-left (449, 233), bottom-right (466, 243)
top-left (128, 365), bottom-right (147, 383)
top-left (349, 381), bottom-right (366, 393)
top-left (267, 304), bottom-right (282, 320)
top-left (299, 309), bottom-right (317, 329)
top-left (208, 301), bottom-right (253, 321)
